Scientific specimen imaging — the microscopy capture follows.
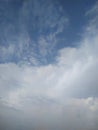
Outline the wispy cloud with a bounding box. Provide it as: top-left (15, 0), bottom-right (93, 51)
top-left (0, 0), bottom-right (69, 65)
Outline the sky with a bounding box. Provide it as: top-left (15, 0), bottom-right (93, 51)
top-left (0, 0), bottom-right (98, 130)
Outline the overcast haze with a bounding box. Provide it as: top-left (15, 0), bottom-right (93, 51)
top-left (0, 0), bottom-right (98, 130)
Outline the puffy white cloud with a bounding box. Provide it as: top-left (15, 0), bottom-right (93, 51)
top-left (0, 19), bottom-right (98, 128)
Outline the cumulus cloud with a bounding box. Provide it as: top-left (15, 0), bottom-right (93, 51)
top-left (0, 25), bottom-right (98, 130)
top-left (0, 25), bottom-right (98, 105)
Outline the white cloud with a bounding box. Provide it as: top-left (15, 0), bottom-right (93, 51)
top-left (0, 44), bottom-right (15, 60)
top-left (0, 96), bottom-right (98, 130)
top-left (0, 23), bottom-right (98, 130)
top-left (85, 1), bottom-right (98, 34)
top-left (0, 25), bottom-right (98, 105)
top-left (0, 1), bottom-right (98, 130)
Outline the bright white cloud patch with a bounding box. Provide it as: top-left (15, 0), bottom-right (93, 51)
top-left (0, 21), bottom-right (98, 129)
top-left (0, 26), bottom-right (98, 105)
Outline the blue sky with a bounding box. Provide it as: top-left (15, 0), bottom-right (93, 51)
top-left (0, 0), bottom-right (97, 65)
top-left (0, 0), bottom-right (98, 130)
